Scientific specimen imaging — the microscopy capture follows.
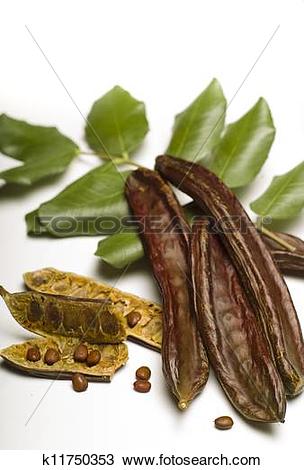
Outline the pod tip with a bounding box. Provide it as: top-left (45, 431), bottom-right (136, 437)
top-left (178, 400), bottom-right (188, 411)
top-left (0, 286), bottom-right (7, 297)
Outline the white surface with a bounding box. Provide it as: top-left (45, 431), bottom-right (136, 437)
top-left (0, 0), bottom-right (304, 467)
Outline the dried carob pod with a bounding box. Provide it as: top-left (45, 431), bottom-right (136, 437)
top-left (0, 287), bottom-right (127, 344)
top-left (190, 220), bottom-right (286, 422)
top-left (260, 230), bottom-right (304, 277)
top-left (24, 268), bottom-right (162, 351)
top-left (125, 167), bottom-right (209, 410)
top-left (156, 155), bottom-right (304, 396)
top-left (0, 337), bottom-right (128, 382)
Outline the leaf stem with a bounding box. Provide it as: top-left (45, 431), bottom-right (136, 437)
top-left (125, 161), bottom-right (144, 169)
top-left (122, 151), bottom-right (130, 161)
top-left (80, 150), bottom-right (98, 156)
top-left (258, 225), bottom-right (296, 252)
top-left (79, 149), bottom-right (145, 169)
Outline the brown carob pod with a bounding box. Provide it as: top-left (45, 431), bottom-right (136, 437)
top-left (261, 230), bottom-right (304, 277)
top-left (156, 155), bottom-right (304, 396)
top-left (190, 220), bottom-right (286, 422)
top-left (125, 168), bottom-right (209, 410)
top-left (0, 287), bottom-right (127, 344)
top-left (24, 268), bottom-right (162, 352)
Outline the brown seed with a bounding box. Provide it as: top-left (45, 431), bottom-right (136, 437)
top-left (72, 373), bottom-right (88, 392)
top-left (86, 349), bottom-right (101, 367)
top-left (26, 347), bottom-right (41, 362)
top-left (44, 348), bottom-right (60, 366)
top-left (74, 344), bottom-right (88, 363)
top-left (133, 380), bottom-right (151, 393)
top-left (214, 416), bottom-right (234, 430)
top-left (136, 366), bottom-right (151, 381)
top-left (127, 311), bottom-right (142, 328)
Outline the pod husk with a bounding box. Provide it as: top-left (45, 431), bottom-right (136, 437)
top-left (0, 286), bottom-right (127, 344)
top-left (23, 268), bottom-right (162, 351)
top-left (125, 167), bottom-right (209, 410)
top-left (191, 220), bottom-right (286, 423)
top-left (0, 337), bottom-right (128, 382)
top-left (156, 154), bottom-right (304, 396)
top-left (261, 231), bottom-right (304, 277)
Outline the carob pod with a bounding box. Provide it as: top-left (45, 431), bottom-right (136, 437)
top-left (187, 201), bottom-right (304, 277)
top-left (0, 337), bottom-right (128, 382)
top-left (261, 231), bottom-right (304, 277)
top-left (125, 167), bottom-right (209, 410)
top-left (0, 287), bottom-right (127, 344)
top-left (156, 155), bottom-right (304, 396)
top-left (24, 268), bottom-right (162, 351)
top-left (190, 220), bottom-right (286, 422)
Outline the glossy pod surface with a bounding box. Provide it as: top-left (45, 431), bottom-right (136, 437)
top-left (156, 154), bottom-right (304, 396)
top-left (190, 221), bottom-right (286, 422)
top-left (0, 287), bottom-right (127, 344)
top-left (0, 337), bottom-right (128, 381)
top-left (125, 168), bottom-right (209, 410)
top-left (24, 268), bottom-right (162, 351)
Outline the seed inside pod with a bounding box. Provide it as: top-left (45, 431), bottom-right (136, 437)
top-left (136, 366), bottom-right (151, 381)
top-left (86, 349), bottom-right (101, 367)
top-left (73, 343), bottom-right (88, 363)
top-left (214, 416), bottom-right (234, 430)
top-left (134, 380), bottom-right (151, 393)
top-left (126, 311), bottom-right (142, 328)
top-left (44, 348), bottom-right (60, 365)
top-left (26, 347), bottom-right (41, 362)
top-left (72, 373), bottom-right (88, 392)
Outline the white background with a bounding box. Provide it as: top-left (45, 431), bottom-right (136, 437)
top-left (0, 0), bottom-right (304, 468)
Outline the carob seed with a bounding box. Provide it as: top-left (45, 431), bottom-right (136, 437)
top-left (72, 373), bottom-right (88, 392)
top-left (136, 366), bottom-right (151, 381)
top-left (26, 347), bottom-right (41, 362)
top-left (74, 344), bottom-right (88, 363)
top-left (86, 349), bottom-right (101, 367)
top-left (44, 348), bottom-right (60, 365)
top-left (127, 311), bottom-right (142, 328)
top-left (214, 416), bottom-right (234, 430)
top-left (134, 380), bottom-right (151, 393)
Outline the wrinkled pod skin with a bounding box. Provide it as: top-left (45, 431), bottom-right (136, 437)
top-left (261, 231), bottom-right (304, 277)
top-left (125, 168), bottom-right (209, 410)
top-left (156, 155), bottom-right (304, 396)
top-left (187, 202), bottom-right (304, 278)
top-left (190, 220), bottom-right (286, 423)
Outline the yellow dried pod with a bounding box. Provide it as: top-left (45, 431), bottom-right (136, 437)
top-left (24, 268), bottom-right (162, 351)
top-left (0, 337), bottom-right (128, 382)
top-left (0, 286), bottom-right (127, 344)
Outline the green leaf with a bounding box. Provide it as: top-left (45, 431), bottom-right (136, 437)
top-left (166, 78), bottom-right (226, 161)
top-left (95, 231), bottom-right (144, 269)
top-left (250, 161), bottom-right (304, 219)
top-left (95, 203), bottom-right (200, 268)
top-left (25, 209), bottom-right (48, 236)
top-left (85, 86), bottom-right (149, 158)
top-left (0, 114), bottom-right (79, 185)
top-left (26, 163), bottom-right (131, 237)
top-left (205, 98), bottom-right (275, 188)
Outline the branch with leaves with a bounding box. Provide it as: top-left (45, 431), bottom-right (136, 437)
top-left (1, 79), bottom-right (303, 269)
